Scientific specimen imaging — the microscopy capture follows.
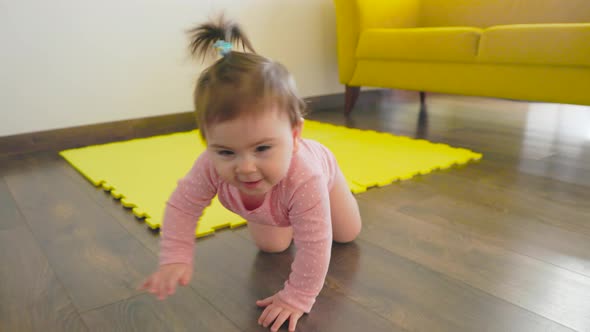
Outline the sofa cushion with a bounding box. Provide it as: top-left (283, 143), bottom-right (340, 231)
top-left (478, 23), bottom-right (590, 67)
top-left (418, 0), bottom-right (590, 28)
top-left (356, 27), bottom-right (482, 63)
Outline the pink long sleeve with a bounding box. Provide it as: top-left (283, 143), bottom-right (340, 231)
top-left (277, 174), bottom-right (333, 313)
top-left (159, 153), bottom-right (218, 266)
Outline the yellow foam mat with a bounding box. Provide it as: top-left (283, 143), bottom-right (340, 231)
top-left (60, 120), bottom-right (481, 237)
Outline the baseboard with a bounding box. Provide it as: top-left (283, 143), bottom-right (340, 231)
top-left (0, 112), bottom-right (197, 160)
top-left (0, 90), bottom-right (387, 159)
top-left (306, 88), bottom-right (386, 111)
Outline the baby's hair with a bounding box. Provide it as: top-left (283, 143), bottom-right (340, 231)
top-left (187, 16), bottom-right (307, 140)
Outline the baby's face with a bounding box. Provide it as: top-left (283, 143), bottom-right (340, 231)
top-left (206, 106), bottom-right (302, 198)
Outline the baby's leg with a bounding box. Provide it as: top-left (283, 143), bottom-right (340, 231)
top-left (330, 170), bottom-right (362, 243)
top-left (247, 222), bottom-right (293, 253)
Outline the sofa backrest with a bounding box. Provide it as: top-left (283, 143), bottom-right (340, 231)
top-left (419, 0), bottom-right (590, 27)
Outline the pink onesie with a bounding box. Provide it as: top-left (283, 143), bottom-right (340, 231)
top-left (159, 138), bottom-right (339, 313)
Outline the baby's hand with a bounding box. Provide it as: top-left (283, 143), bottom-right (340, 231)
top-left (257, 293), bottom-right (304, 332)
top-left (138, 263), bottom-right (192, 300)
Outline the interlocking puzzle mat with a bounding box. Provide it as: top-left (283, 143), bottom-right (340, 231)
top-left (60, 120), bottom-right (482, 237)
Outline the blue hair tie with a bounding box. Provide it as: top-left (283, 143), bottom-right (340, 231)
top-left (214, 40), bottom-right (232, 56)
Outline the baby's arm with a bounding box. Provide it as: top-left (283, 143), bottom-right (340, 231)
top-left (278, 175), bottom-right (333, 313)
top-left (140, 152), bottom-right (217, 299)
top-left (159, 152), bottom-right (218, 265)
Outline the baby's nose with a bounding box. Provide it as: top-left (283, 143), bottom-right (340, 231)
top-left (236, 156), bottom-right (256, 173)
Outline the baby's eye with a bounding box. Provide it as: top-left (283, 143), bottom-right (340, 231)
top-left (256, 145), bottom-right (271, 153)
top-left (217, 150), bottom-right (234, 156)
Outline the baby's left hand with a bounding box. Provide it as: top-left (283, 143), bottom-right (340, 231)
top-left (256, 293), bottom-right (303, 332)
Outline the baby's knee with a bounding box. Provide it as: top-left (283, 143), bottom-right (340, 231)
top-left (256, 240), bottom-right (291, 253)
top-left (248, 223), bottom-right (293, 253)
top-left (333, 220), bottom-right (362, 244)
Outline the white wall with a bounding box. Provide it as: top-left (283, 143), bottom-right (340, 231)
top-left (0, 0), bottom-right (342, 137)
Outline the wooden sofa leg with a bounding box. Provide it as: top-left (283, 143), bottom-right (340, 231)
top-left (344, 85), bottom-right (361, 116)
top-left (419, 91), bottom-right (426, 106)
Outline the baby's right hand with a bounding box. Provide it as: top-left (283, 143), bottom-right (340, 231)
top-left (138, 263), bottom-right (192, 300)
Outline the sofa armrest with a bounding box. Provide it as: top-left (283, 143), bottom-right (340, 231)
top-left (334, 0), bottom-right (420, 84)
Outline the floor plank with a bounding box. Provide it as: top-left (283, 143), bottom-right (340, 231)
top-left (327, 238), bottom-right (575, 332)
top-left (399, 173), bottom-right (590, 277)
top-left (3, 155), bottom-right (158, 312)
top-left (356, 197), bottom-right (590, 332)
top-left (0, 179), bottom-right (87, 331)
top-left (81, 291), bottom-right (241, 332)
top-left (0, 178), bottom-right (22, 231)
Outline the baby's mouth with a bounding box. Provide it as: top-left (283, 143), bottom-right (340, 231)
top-left (241, 179), bottom-right (262, 189)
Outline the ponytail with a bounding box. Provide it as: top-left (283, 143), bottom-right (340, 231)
top-left (187, 15), bottom-right (256, 60)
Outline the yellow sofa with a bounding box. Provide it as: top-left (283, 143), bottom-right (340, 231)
top-left (333, 0), bottom-right (590, 114)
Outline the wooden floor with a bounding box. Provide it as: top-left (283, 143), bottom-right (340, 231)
top-left (2, 92), bottom-right (590, 332)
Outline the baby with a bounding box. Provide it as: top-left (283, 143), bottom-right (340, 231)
top-left (140, 16), bottom-right (362, 332)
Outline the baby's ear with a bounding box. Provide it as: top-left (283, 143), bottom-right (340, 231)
top-left (292, 118), bottom-right (304, 139)
top-left (293, 118), bottom-right (304, 137)
top-left (292, 118), bottom-right (304, 151)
